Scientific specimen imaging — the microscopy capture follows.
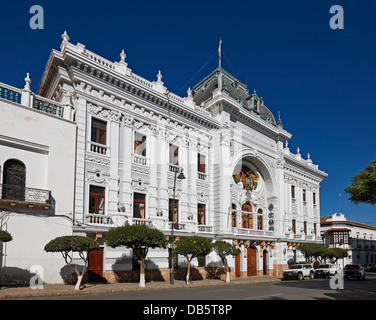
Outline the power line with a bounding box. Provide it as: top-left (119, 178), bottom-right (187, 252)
top-left (176, 50), bottom-right (217, 95)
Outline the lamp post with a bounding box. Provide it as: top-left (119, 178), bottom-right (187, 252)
top-left (170, 168), bottom-right (185, 285)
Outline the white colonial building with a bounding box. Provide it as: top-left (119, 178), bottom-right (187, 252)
top-left (0, 74), bottom-right (76, 284)
top-left (321, 213), bottom-right (376, 268)
top-left (0, 32), bottom-right (327, 284)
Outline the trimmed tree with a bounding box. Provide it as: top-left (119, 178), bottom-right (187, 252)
top-left (105, 224), bottom-right (167, 288)
top-left (345, 159), bottom-right (376, 205)
top-left (174, 236), bottom-right (212, 284)
top-left (212, 240), bottom-right (239, 283)
top-left (0, 230), bottom-right (12, 243)
top-left (327, 247), bottom-right (348, 264)
top-left (297, 243), bottom-right (328, 263)
top-left (44, 235), bottom-right (100, 290)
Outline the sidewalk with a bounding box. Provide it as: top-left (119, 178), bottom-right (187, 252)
top-left (0, 275), bottom-right (281, 299)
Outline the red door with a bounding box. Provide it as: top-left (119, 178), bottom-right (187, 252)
top-left (235, 252), bottom-right (241, 277)
top-left (88, 248), bottom-right (104, 282)
top-left (247, 246), bottom-right (257, 276)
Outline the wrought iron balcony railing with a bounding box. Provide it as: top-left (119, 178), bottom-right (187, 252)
top-left (0, 184), bottom-right (51, 205)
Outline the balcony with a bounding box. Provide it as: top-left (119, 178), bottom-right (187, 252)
top-left (232, 227), bottom-right (274, 238)
top-left (85, 213), bottom-right (114, 226)
top-left (89, 141), bottom-right (109, 155)
top-left (132, 153), bottom-right (149, 166)
top-left (0, 184), bottom-right (51, 209)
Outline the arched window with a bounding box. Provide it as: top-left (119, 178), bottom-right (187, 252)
top-left (242, 202), bottom-right (253, 229)
top-left (2, 159), bottom-right (26, 201)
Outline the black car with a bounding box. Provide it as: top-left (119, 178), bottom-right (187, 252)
top-left (343, 264), bottom-right (365, 280)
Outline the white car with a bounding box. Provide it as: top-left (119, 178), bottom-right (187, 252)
top-left (283, 264), bottom-right (315, 280)
top-left (314, 263), bottom-right (340, 278)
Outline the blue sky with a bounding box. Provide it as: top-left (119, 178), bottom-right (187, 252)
top-left (0, 0), bottom-right (375, 225)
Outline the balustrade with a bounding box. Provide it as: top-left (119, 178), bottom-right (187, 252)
top-left (86, 213), bottom-right (113, 225)
top-left (0, 184), bottom-right (50, 205)
top-left (132, 153), bottom-right (148, 166)
top-left (33, 96), bottom-right (63, 117)
top-left (197, 172), bottom-right (207, 181)
top-left (90, 141), bottom-right (108, 155)
top-left (0, 85), bottom-right (21, 104)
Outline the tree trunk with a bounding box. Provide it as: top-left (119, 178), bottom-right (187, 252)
top-left (73, 263), bottom-right (86, 291)
top-left (139, 258), bottom-right (146, 288)
top-left (225, 262), bottom-right (230, 283)
top-left (75, 275), bottom-right (83, 291)
top-left (186, 260), bottom-right (191, 284)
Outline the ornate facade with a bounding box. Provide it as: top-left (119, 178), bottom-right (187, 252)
top-left (1, 32), bottom-right (327, 283)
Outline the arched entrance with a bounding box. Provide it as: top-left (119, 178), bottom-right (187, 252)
top-left (247, 246), bottom-right (257, 276)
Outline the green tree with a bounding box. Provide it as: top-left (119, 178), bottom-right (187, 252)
top-left (212, 240), bottom-right (239, 283)
top-left (174, 236), bottom-right (212, 284)
top-left (105, 224), bottom-right (167, 288)
top-left (297, 243), bottom-right (328, 263)
top-left (0, 230), bottom-right (12, 243)
top-left (345, 159), bottom-right (376, 205)
top-left (44, 235), bottom-right (100, 290)
top-left (327, 247), bottom-right (348, 264)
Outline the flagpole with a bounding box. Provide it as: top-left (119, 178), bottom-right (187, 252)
top-left (218, 38), bottom-right (222, 69)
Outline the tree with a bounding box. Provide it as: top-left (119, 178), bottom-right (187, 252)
top-left (345, 159), bottom-right (376, 205)
top-left (174, 236), bottom-right (212, 284)
top-left (105, 224), bottom-right (167, 288)
top-left (212, 240), bottom-right (239, 283)
top-left (44, 235), bottom-right (100, 290)
top-left (297, 243), bottom-right (328, 263)
top-left (0, 230), bottom-right (12, 243)
top-left (327, 247), bottom-right (348, 264)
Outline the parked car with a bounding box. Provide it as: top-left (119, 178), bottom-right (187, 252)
top-left (314, 263), bottom-right (340, 278)
top-left (343, 264), bottom-right (365, 280)
top-left (283, 264), bottom-right (314, 280)
top-left (364, 264), bottom-right (376, 272)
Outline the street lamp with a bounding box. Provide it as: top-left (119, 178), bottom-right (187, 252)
top-left (170, 168), bottom-right (185, 285)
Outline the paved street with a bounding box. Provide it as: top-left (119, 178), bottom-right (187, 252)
top-left (7, 273), bottom-right (376, 300)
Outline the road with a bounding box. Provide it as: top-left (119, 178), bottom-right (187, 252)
top-left (8, 273), bottom-right (376, 301)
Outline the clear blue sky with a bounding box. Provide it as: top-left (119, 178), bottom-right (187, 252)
top-left (1, 0), bottom-right (375, 225)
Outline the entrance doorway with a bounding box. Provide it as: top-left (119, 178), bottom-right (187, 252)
top-left (263, 249), bottom-right (268, 275)
top-left (235, 251), bottom-right (241, 277)
top-left (247, 246), bottom-right (257, 276)
top-left (88, 248), bottom-right (104, 282)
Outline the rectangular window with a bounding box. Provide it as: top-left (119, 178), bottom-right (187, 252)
top-left (133, 193), bottom-right (146, 219)
top-left (134, 132), bottom-right (146, 156)
top-left (303, 189), bottom-right (306, 202)
top-left (197, 154), bottom-right (206, 173)
top-left (169, 144), bottom-right (179, 166)
top-left (198, 204), bottom-right (206, 225)
top-left (89, 185), bottom-right (105, 214)
top-left (257, 209), bottom-right (263, 230)
top-left (313, 192), bottom-right (316, 205)
top-left (304, 221), bottom-right (307, 234)
top-left (292, 219), bottom-right (296, 234)
top-left (291, 185), bottom-right (295, 199)
top-left (169, 199), bottom-right (179, 222)
top-left (232, 204), bottom-right (237, 228)
top-left (91, 118), bottom-right (107, 145)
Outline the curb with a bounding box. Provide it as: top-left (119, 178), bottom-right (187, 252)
top-left (0, 277), bottom-right (282, 299)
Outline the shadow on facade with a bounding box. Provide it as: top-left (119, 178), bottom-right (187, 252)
top-left (0, 266), bottom-right (33, 287)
